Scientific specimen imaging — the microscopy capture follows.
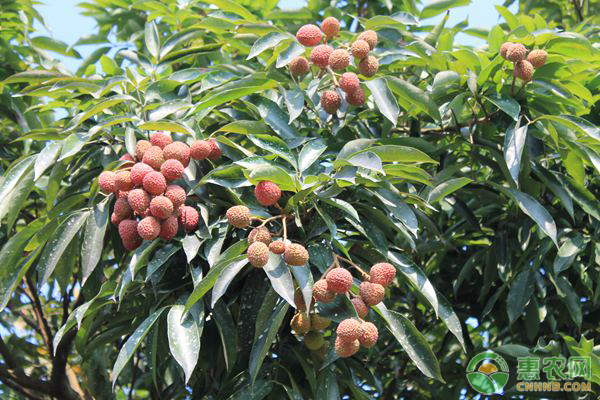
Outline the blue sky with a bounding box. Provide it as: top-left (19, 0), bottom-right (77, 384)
top-left (36, 0), bottom-right (517, 73)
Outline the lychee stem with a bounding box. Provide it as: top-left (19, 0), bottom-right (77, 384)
top-left (335, 254), bottom-right (369, 280)
top-left (257, 215), bottom-right (284, 227)
top-left (510, 70), bottom-right (516, 96)
top-left (326, 67), bottom-right (339, 87)
top-left (282, 216), bottom-right (288, 242)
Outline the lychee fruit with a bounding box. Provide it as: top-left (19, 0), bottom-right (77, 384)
top-left (269, 240), bottom-right (286, 254)
top-left (360, 281), bottom-right (385, 306)
top-left (111, 213), bottom-right (121, 226)
top-left (294, 289), bottom-right (307, 311)
top-left (321, 16), bottom-right (340, 39)
top-left (159, 216), bottom-right (178, 240)
top-left (527, 49), bottom-right (547, 68)
top-left (320, 90), bottom-right (341, 114)
top-left (296, 24), bottom-right (322, 47)
top-left (351, 39), bottom-right (370, 59)
top-left (142, 145), bottom-right (164, 170)
top-left (115, 170), bottom-right (134, 191)
top-left (149, 132), bottom-right (172, 149)
top-left (247, 242), bottom-right (269, 267)
top-left (118, 153), bottom-right (134, 168)
top-left (328, 49), bottom-right (350, 70)
top-left (359, 322), bottom-right (378, 348)
top-left (113, 197), bottom-right (132, 221)
top-left (313, 279), bottom-right (336, 303)
top-left (135, 140), bottom-right (152, 161)
top-left (248, 226), bottom-right (271, 245)
top-left (290, 312), bottom-right (311, 334)
top-left (310, 314), bottom-right (331, 330)
top-left (207, 139), bottom-right (222, 160)
top-left (335, 336), bottom-right (359, 358)
top-left (326, 268), bottom-right (353, 293)
top-left (515, 60), bottom-right (534, 81)
top-left (339, 72), bottom-right (360, 93)
top-left (163, 142), bottom-right (190, 167)
top-left (164, 184), bottom-right (186, 209)
top-left (506, 43), bottom-right (527, 62)
top-left (346, 87), bottom-right (366, 106)
top-left (351, 297), bottom-right (369, 319)
top-left (98, 171), bottom-right (117, 194)
top-left (127, 189), bottom-right (151, 214)
top-left (226, 205), bottom-right (251, 228)
top-left (284, 243), bottom-right (309, 266)
top-left (310, 44), bottom-right (333, 68)
top-left (118, 219), bottom-right (139, 242)
top-left (160, 159), bottom-right (184, 181)
top-left (122, 236), bottom-right (142, 251)
top-left (358, 30), bottom-right (378, 50)
top-left (130, 162), bottom-right (154, 186)
top-left (143, 171), bottom-right (167, 195)
top-left (138, 216), bottom-right (161, 240)
top-left (190, 140), bottom-right (211, 160)
top-left (336, 318), bottom-right (361, 341)
top-left (255, 181), bottom-right (281, 206)
top-left (289, 56), bottom-right (310, 77)
top-left (369, 262), bottom-right (396, 287)
top-left (499, 42), bottom-right (515, 60)
top-left (304, 331), bottom-right (325, 351)
top-left (149, 195), bottom-right (174, 220)
top-left (358, 55), bottom-right (379, 77)
top-left (178, 205), bottom-right (199, 232)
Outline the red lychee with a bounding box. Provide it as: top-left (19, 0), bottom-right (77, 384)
top-left (336, 318), bottom-right (361, 341)
top-left (207, 139), bottom-right (221, 160)
top-left (360, 281), bottom-right (385, 306)
top-left (178, 205), bottom-right (199, 232)
top-left (358, 55), bottom-right (379, 77)
top-left (226, 205), bottom-right (251, 229)
top-left (164, 184), bottom-right (186, 209)
top-left (159, 216), bottom-right (178, 240)
top-left (313, 279), bottom-right (336, 303)
top-left (115, 170), bottom-right (134, 191)
top-left (149, 132), bottom-right (172, 149)
top-left (320, 90), bottom-right (341, 114)
top-left (269, 240), bottom-right (286, 255)
top-left (357, 30), bottom-right (378, 50)
top-left (255, 181), bottom-right (282, 206)
top-left (143, 171), bottom-right (167, 195)
top-left (351, 297), bottom-right (369, 318)
top-left (321, 17), bottom-right (340, 39)
top-left (326, 267), bottom-right (353, 294)
top-left (138, 216), bottom-right (161, 240)
top-left (328, 49), bottom-right (350, 70)
top-left (351, 39), bottom-right (370, 59)
top-left (127, 189), bottom-right (151, 214)
top-left (160, 159), bottom-right (184, 181)
top-left (163, 142), bottom-right (190, 167)
top-left (130, 162), bottom-right (154, 186)
top-left (98, 171), bottom-right (117, 194)
top-left (369, 262), bottom-right (396, 287)
top-left (149, 195), bottom-right (174, 220)
top-left (346, 87), bottom-right (366, 106)
top-left (339, 72), bottom-right (360, 93)
top-left (359, 322), bottom-right (378, 348)
top-left (310, 44), bottom-right (333, 68)
top-left (289, 56), bottom-right (310, 77)
top-left (335, 336), bottom-right (359, 358)
top-left (247, 242), bottom-right (269, 268)
top-left (190, 140), bottom-right (211, 160)
top-left (135, 140), bottom-right (152, 161)
top-left (118, 219), bottom-right (139, 242)
top-left (296, 24), bottom-right (323, 47)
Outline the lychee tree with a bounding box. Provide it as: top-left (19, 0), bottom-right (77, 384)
top-left (0, 0), bottom-right (599, 398)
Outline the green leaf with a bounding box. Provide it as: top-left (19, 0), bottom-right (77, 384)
top-left (255, 97), bottom-right (304, 149)
top-left (34, 142), bottom-right (61, 180)
top-left (364, 12), bottom-right (420, 30)
top-left (0, 156), bottom-right (35, 205)
top-left (167, 301), bottom-right (204, 383)
top-left (81, 200), bottom-right (108, 285)
top-left (160, 29), bottom-right (205, 60)
top-left (276, 42), bottom-right (305, 68)
top-left (421, 0), bottom-right (470, 19)
top-left (263, 253), bottom-right (296, 307)
top-left (212, 301), bottom-right (238, 372)
top-left (537, 114), bottom-right (599, 141)
top-left (298, 139), bottom-right (326, 173)
top-left (145, 21), bottom-right (160, 59)
top-left (157, 44), bottom-right (222, 67)
top-left (138, 120), bottom-right (195, 136)
top-left (210, 258), bottom-right (248, 307)
top-left (555, 276), bottom-right (582, 327)
top-left (111, 308), bottom-right (166, 389)
top-left (503, 118), bottom-right (528, 186)
top-left (506, 269), bottom-right (534, 324)
top-left (553, 235), bottom-right (584, 275)
top-left (0, 226), bottom-right (39, 309)
top-left (290, 265), bottom-right (314, 314)
top-left (247, 134), bottom-right (297, 169)
top-left (427, 177), bottom-right (472, 203)
top-left (3, 70), bottom-right (67, 84)
top-left (553, 173), bottom-right (600, 221)
top-left (199, 0), bottom-right (256, 21)
top-left (387, 77), bottom-right (441, 122)
top-left (247, 164), bottom-right (296, 192)
top-left (31, 36), bottom-right (81, 58)
top-left (128, 240), bottom-right (160, 281)
top-left (247, 32), bottom-right (290, 60)
top-left (283, 88), bottom-right (304, 124)
top-left (146, 243), bottom-right (179, 280)
top-left (315, 368), bottom-right (340, 400)
top-left (360, 145), bottom-right (436, 164)
top-left (65, 95), bottom-right (135, 131)
top-left (347, 152), bottom-right (384, 174)
top-left (486, 94), bottom-right (520, 121)
top-left (365, 78), bottom-right (399, 126)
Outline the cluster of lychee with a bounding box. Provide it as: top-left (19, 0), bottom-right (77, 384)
top-left (290, 290), bottom-right (331, 356)
top-left (225, 181), bottom-right (309, 268)
top-left (499, 42), bottom-right (547, 82)
top-left (290, 17), bottom-right (380, 114)
top-left (97, 132), bottom-right (221, 250)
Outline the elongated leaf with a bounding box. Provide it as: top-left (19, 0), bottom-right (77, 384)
top-left (138, 120), bottom-right (195, 136)
top-left (365, 78), bottom-right (399, 126)
top-left (276, 42), bottom-right (305, 68)
top-left (427, 177), bottom-right (472, 203)
top-left (81, 200), bottom-right (108, 285)
top-left (256, 97), bottom-right (303, 148)
top-left (160, 28), bottom-right (205, 59)
top-left (290, 265), bottom-right (313, 312)
top-left (211, 259), bottom-right (248, 307)
top-left (212, 301), bottom-right (238, 372)
top-left (283, 88), bottom-right (304, 124)
top-left (263, 253), bottom-right (296, 307)
top-left (315, 368), bottom-right (340, 400)
top-left (145, 21), bottom-right (160, 59)
top-left (167, 302), bottom-right (203, 383)
top-left (298, 139), bottom-right (326, 174)
top-left (32, 36), bottom-right (81, 58)
top-left (0, 226), bottom-right (39, 309)
top-left (506, 269), bottom-right (534, 324)
top-left (387, 77), bottom-right (441, 122)
top-left (421, 0), bottom-right (470, 18)
top-left (146, 243), bottom-right (179, 280)
top-left (248, 32), bottom-right (290, 60)
top-left (0, 156), bottom-right (35, 204)
top-left (34, 142), bottom-right (61, 180)
top-left (487, 94), bottom-right (520, 121)
top-left (504, 119), bottom-right (527, 187)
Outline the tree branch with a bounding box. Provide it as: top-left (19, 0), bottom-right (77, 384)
top-left (23, 277), bottom-right (54, 356)
top-left (572, 0), bottom-right (583, 21)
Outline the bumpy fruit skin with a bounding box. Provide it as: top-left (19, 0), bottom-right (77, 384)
top-left (207, 139), bottom-right (222, 160)
top-left (130, 163), bottom-right (154, 186)
top-left (335, 336), bottom-right (360, 358)
top-left (284, 243), bottom-right (309, 266)
top-left (369, 262), bottom-right (396, 287)
top-left (164, 185), bottom-right (186, 209)
top-left (346, 87), bottom-right (366, 106)
top-left (310, 314), bottom-right (331, 330)
top-left (289, 56), bottom-right (310, 76)
top-left (247, 242), bottom-right (270, 267)
top-left (127, 189), bottom-right (151, 214)
top-left (336, 318), bottom-right (361, 341)
top-left (527, 49), bottom-right (547, 68)
top-left (326, 268), bottom-right (353, 293)
top-left (248, 226), bottom-right (271, 245)
top-left (98, 171), bottom-right (117, 194)
top-left (499, 42), bottom-right (514, 60)
top-left (358, 55), bottom-right (379, 77)
top-left (178, 206), bottom-right (199, 232)
top-left (226, 205), bottom-right (251, 228)
top-left (159, 216), bottom-right (178, 240)
top-left (111, 213), bottom-right (121, 226)
top-left (313, 279), bottom-right (336, 303)
top-left (506, 43), bottom-right (527, 62)
top-left (294, 289), bottom-right (307, 311)
top-left (255, 181), bottom-right (282, 206)
top-left (328, 49), bottom-right (350, 70)
top-left (190, 140), bottom-right (211, 160)
top-left (113, 197), bottom-right (132, 221)
top-left (150, 132), bottom-right (172, 149)
top-left (321, 16), bottom-right (340, 39)
top-left (143, 171), bottom-right (167, 195)
top-left (122, 236), bottom-right (142, 251)
top-left (160, 159), bottom-right (184, 181)
top-left (149, 196), bottom-right (174, 220)
top-left (515, 60), bottom-right (534, 81)
top-left (119, 153), bottom-right (134, 163)
top-left (163, 142), bottom-right (190, 167)
top-left (290, 313), bottom-right (311, 334)
top-left (269, 240), bottom-right (286, 254)
top-left (310, 44), bottom-right (333, 68)
top-left (360, 281), bottom-right (385, 306)
top-left (358, 30), bottom-right (378, 50)
top-left (135, 140), bottom-right (152, 161)
top-left (138, 216), bottom-right (161, 240)
top-left (359, 322), bottom-right (378, 348)
top-left (116, 170), bottom-right (134, 191)
top-left (339, 72), bottom-right (360, 93)
top-left (118, 219), bottom-right (139, 242)
top-left (351, 39), bottom-right (370, 59)
top-left (304, 331), bottom-right (325, 351)
top-left (351, 297), bottom-right (369, 319)
top-left (296, 24), bottom-right (322, 47)
top-left (320, 90), bottom-right (341, 114)
top-left (142, 146), bottom-right (164, 170)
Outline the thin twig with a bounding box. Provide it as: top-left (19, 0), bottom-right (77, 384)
top-left (282, 216), bottom-right (288, 242)
top-left (23, 277), bottom-right (54, 356)
top-left (335, 255), bottom-right (369, 279)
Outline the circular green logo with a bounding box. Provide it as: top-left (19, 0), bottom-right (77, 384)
top-left (466, 351), bottom-right (510, 395)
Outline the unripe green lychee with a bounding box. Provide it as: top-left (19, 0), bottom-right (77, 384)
top-left (351, 297), bottom-right (369, 319)
top-left (190, 140), bottom-right (211, 160)
top-left (248, 226), bottom-right (271, 245)
top-left (269, 240), bottom-right (286, 254)
top-left (360, 281), bottom-right (385, 306)
top-left (499, 42), bottom-right (515, 60)
top-left (98, 171), bottom-right (117, 194)
top-left (506, 43), bottom-right (527, 62)
top-left (137, 216), bottom-right (161, 240)
top-left (527, 49), bottom-right (547, 68)
top-left (130, 162), bottom-right (154, 186)
top-left (142, 145), bottom-right (164, 170)
top-left (369, 262), bottom-right (396, 287)
top-left (255, 181), bottom-right (281, 206)
top-left (320, 90), bottom-right (341, 114)
top-left (339, 72), bottom-right (360, 93)
top-left (346, 87), bottom-right (366, 106)
top-left (328, 49), bottom-right (350, 70)
top-left (164, 184), bottom-right (186, 209)
top-left (357, 30), bottom-right (378, 50)
top-left (296, 24), bottom-right (323, 47)
top-left (335, 336), bottom-right (359, 358)
top-left (284, 243), bottom-right (309, 266)
top-left (143, 171), bottom-right (167, 195)
top-left (358, 55), bottom-right (379, 77)
top-left (159, 216), bottom-right (178, 240)
top-left (163, 142), bottom-right (191, 167)
top-left (207, 139), bottom-right (221, 160)
top-left (351, 39), bottom-right (370, 59)
top-left (226, 205), bottom-right (251, 229)
top-left (290, 312), bottom-right (311, 334)
top-left (359, 321), bottom-right (378, 348)
top-left (515, 60), bottom-right (534, 81)
top-left (304, 331), bottom-right (325, 350)
top-left (310, 314), bottom-right (331, 330)
top-left (160, 159), bottom-right (184, 181)
top-left (118, 219), bottom-right (139, 242)
top-left (321, 16), bottom-right (340, 39)
top-left (247, 242), bottom-right (269, 267)
top-left (115, 170), bottom-right (134, 191)
top-left (336, 318), bottom-right (361, 341)
top-left (135, 140), bottom-right (152, 161)
top-left (289, 56), bottom-right (310, 76)
top-left (149, 195), bottom-right (174, 220)
top-left (326, 268), bottom-right (353, 293)
top-left (178, 205), bottom-right (199, 232)
top-left (150, 132), bottom-right (172, 149)
top-left (310, 44), bottom-right (333, 68)
top-left (313, 279), bottom-right (336, 303)
top-left (127, 189), bottom-right (151, 214)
